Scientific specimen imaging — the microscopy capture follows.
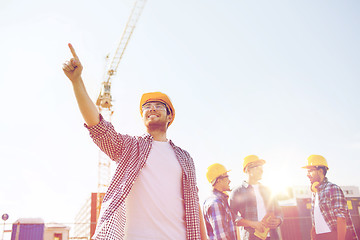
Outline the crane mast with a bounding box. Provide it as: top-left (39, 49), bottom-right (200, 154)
top-left (95, 0), bottom-right (147, 220)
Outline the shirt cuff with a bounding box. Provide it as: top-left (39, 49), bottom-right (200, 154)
top-left (84, 114), bottom-right (109, 139)
top-left (334, 208), bottom-right (347, 219)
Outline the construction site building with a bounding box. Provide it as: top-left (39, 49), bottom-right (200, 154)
top-left (72, 193), bottom-right (105, 240)
top-left (11, 218), bottom-right (69, 240)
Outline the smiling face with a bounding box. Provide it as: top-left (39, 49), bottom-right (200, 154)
top-left (142, 101), bottom-right (173, 131)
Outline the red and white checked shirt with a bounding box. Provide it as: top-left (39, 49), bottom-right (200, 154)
top-left (86, 115), bottom-right (201, 240)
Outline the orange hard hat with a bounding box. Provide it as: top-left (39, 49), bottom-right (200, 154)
top-left (140, 92), bottom-right (175, 126)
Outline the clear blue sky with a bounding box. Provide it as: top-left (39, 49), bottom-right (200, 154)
top-left (1, 0), bottom-right (359, 238)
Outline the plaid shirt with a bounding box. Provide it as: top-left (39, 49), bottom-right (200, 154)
top-left (229, 181), bottom-right (282, 240)
top-left (86, 115), bottom-right (201, 240)
top-left (203, 189), bottom-right (237, 240)
top-left (311, 178), bottom-right (358, 240)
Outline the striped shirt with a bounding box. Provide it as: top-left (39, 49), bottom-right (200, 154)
top-left (311, 178), bottom-right (358, 240)
top-left (203, 189), bottom-right (237, 240)
top-left (86, 115), bottom-right (201, 240)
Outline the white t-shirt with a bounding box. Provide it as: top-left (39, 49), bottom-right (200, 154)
top-left (252, 184), bottom-right (266, 222)
top-left (314, 193), bottom-right (331, 234)
top-left (124, 141), bottom-right (186, 240)
top-left (252, 184), bottom-right (270, 237)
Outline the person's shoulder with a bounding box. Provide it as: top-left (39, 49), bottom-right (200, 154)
top-left (326, 180), bottom-right (343, 193)
top-left (238, 181), bottom-right (249, 188)
top-left (169, 140), bottom-right (192, 157)
top-left (324, 179), bottom-right (341, 190)
top-left (320, 180), bottom-right (345, 198)
top-left (135, 133), bottom-right (152, 140)
top-left (118, 133), bottom-right (153, 147)
top-left (204, 194), bottom-right (223, 208)
top-left (231, 182), bottom-right (248, 194)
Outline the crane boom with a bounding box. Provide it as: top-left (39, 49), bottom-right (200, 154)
top-left (106, 0), bottom-right (147, 81)
top-left (96, 0), bottom-right (147, 111)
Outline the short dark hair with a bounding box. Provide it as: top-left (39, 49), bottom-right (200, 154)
top-left (164, 104), bottom-right (171, 115)
top-left (317, 166), bottom-right (327, 176)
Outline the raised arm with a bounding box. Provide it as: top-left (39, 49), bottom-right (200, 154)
top-left (62, 43), bottom-right (100, 127)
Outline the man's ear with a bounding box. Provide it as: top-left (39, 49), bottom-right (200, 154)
top-left (167, 113), bottom-right (173, 123)
top-left (166, 113), bottom-right (173, 128)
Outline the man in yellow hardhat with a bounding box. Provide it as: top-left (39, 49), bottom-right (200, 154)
top-left (303, 155), bottom-right (358, 240)
top-left (62, 44), bottom-right (206, 240)
top-left (203, 163), bottom-right (238, 240)
top-left (230, 155), bottom-right (282, 240)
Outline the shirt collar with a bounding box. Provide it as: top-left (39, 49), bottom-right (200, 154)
top-left (243, 181), bottom-right (250, 188)
top-left (213, 189), bottom-right (229, 200)
top-left (143, 133), bottom-right (173, 144)
top-left (243, 180), bottom-right (262, 188)
top-left (142, 133), bottom-right (152, 139)
top-left (317, 177), bottom-right (329, 191)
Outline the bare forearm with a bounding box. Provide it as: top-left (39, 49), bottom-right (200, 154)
top-left (337, 217), bottom-right (346, 240)
top-left (237, 219), bottom-right (265, 233)
top-left (198, 204), bottom-right (208, 240)
top-left (310, 226), bottom-right (316, 240)
top-left (72, 78), bottom-right (99, 127)
top-left (63, 44), bottom-right (99, 126)
top-left (237, 218), bottom-right (253, 228)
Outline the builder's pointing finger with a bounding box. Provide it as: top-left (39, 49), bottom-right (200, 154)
top-left (68, 43), bottom-right (79, 60)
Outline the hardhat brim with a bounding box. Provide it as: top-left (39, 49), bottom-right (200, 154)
top-left (243, 159), bottom-right (266, 172)
top-left (210, 170), bottom-right (231, 185)
top-left (302, 165), bottom-right (329, 170)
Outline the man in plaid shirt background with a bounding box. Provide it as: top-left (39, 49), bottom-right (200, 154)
top-left (303, 155), bottom-right (358, 240)
top-left (203, 163), bottom-right (237, 240)
top-left (63, 44), bottom-right (207, 240)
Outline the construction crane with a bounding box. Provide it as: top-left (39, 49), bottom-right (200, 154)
top-left (95, 0), bottom-right (147, 220)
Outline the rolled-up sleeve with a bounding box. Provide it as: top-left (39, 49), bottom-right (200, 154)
top-left (85, 114), bottom-right (125, 162)
top-left (330, 185), bottom-right (347, 219)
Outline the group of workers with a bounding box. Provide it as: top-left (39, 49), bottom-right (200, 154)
top-left (203, 155), bottom-right (282, 240)
top-left (62, 44), bottom-right (358, 240)
top-left (203, 155), bottom-right (358, 240)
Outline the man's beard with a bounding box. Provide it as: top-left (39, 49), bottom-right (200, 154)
top-left (146, 120), bottom-right (167, 131)
top-left (309, 176), bottom-right (319, 184)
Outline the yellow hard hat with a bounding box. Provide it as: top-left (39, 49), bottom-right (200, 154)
top-left (243, 155), bottom-right (266, 172)
top-left (302, 155), bottom-right (329, 170)
top-left (206, 163), bottom-right (230, 185)
top-left (140, 92), bottom-right (175, 126)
